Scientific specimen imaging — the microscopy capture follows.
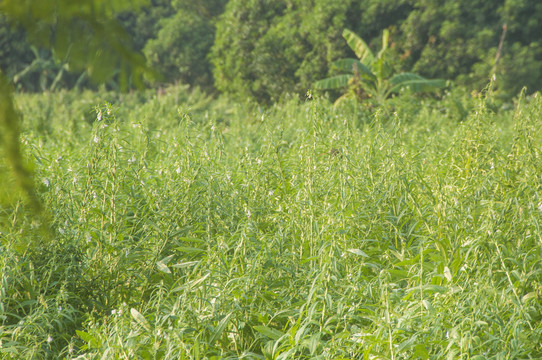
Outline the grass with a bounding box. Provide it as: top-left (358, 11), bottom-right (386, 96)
top-left (1, 86), bottom-right (541, 359)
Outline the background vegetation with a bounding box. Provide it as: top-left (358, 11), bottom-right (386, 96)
top-left (1, 0), bottom-right (542, 101)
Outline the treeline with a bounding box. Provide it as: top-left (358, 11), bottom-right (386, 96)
top-left (1, 0), bottom-right (541, 102)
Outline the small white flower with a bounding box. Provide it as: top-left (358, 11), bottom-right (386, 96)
top-left (111, 309), bottom-right (116, 315)
top-left (176, 167), bottom-right (181, 174)
top-left (93, 136), bottom-right (99, 143)
top-left (72, 176), bottom-right (77, 185)
top-left (268, 190), bottom-right (274, 196)
top-left (86, 234), bottom-right (92, 244)
top-left (247, 209), bottom-right (251, 218)
top-left (128, 156), bottom-right (136, 164)
top-left (58, 306), bottom-right (63, 311)
top-left (538, 203), bottom-right (542, 212)
top-left (97, 111), bottom-right (102, 121)
top-left (47, 336), bottom-right (53, 343)
top-left (43, 178), bottom-right (50, 187)
top-left (257, 159), bottom-right (262, 165)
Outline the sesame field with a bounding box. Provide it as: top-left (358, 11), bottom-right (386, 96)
top-left (1, 87), bottom-right (541, 359)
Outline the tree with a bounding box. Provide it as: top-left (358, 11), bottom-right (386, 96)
top-left (398, 0), bottom-right (542, 97)
top-left (0, 0), bottom-right (155, 237)
top-left (142, 0), bottom-right (227, 89)
top-left (211, 0), bottom-right (359, 104)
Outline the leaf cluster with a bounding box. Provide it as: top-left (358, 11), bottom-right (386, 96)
top-left (315, 29), bottom-right (445, 104)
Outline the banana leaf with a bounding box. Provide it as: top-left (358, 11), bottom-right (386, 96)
top-left (389, 72), bottom-right (426, 84)
top-left (342, 29), bottom-right (375, 64)
top-left (314, 74), bottom-right (352, 90)
top-left (390, 73), bottom-right (446, 93)
top-left (333, 58), bottom-right (375, 78)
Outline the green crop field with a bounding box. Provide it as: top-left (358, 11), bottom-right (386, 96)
top-left (1, 87), bottom-right (541, 359)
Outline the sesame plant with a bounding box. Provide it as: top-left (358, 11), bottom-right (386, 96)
top-left (314, 29), bottom-right (446, 105)
top-left (0, 86), bottom-right (541, 359)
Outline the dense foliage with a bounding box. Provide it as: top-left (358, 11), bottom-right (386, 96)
top-left (398, 0), bottom-right (542, 99)
top-left (1, 0), bottom-right (541, 101)
top-left (144, 0), bottom-right (227, 89)
top-left (1, 87), bottom-right (541, 358)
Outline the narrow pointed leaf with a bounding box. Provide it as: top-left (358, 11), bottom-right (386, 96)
top-left (156, 260), bottom-right (171, 274)
top-left (209, 313), bottom-right (233, 344)
top-left (348, 249), bottom-right (369, 257)
top-left (254, 325), bottom-right (285, 340)
top-left (342, 29), bottom-right (374, 64)
top-left (130, 308), bottom-right (151, 332)
top-left (314, 74), bottom-right (352, 90)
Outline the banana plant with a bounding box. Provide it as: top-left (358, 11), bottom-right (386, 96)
top-left (315, 29), bottom-right (445, 104)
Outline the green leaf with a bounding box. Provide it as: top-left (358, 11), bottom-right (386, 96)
top-left (381, 29), bottom-right (390, 52)
top-left (342, 29), bottom-right (374, 64)
top-left (443, 266), bottom-right (453, 282)
top-left (348, 249), bottom-right (369, 257)
top-left (333, 59), bottom-right (374, 78)
top-left (156, 260), bottom-right (171, 274)
top-left (397, 334), bottom-right (418, 352)
top-left (76, 330), bottom-right (100, 349)
top-left (413, 344), bottom-right (430, 359)
top-left (130, 308), bottom-right (151, 332)
top-left (372, 57), bottom-right (393, 81)
top-left (522, 292), bottom-right (538, 302)
top-left (390, 73), bottom-right (445, 93)
top-left (156, 254), bottom-right (175, 274)
top-left (209, 313), bottom-right (233, 344)
top-left (314, 74), bottom-right (352, 90)
top-left (253, 325), bottom-right (285, 340)
top-left (389, 72), bottom-right (426, 84)
top-left (175, 246), bottom-right (206, 254)
top-left (171, 261), bottom-right (200, 269)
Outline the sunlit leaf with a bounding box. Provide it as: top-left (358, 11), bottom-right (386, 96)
top-left (348, 249), bottom-right (369, 257)
top-left (130, 308), bottom-right (151, 332)
top-left (342, 29), bottom-right (374, 64)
